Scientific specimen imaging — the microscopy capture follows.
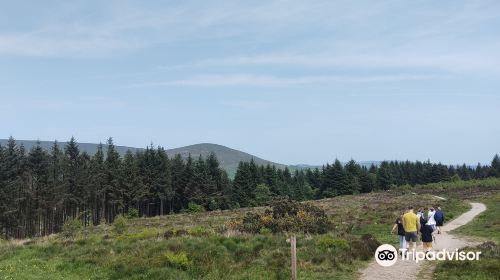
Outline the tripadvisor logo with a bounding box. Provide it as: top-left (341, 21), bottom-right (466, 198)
top-left (375, 244), bottom-right (398, 267)
top-left (374, 244), bottom-right (482, 267)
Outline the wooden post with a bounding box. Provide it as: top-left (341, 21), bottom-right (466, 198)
top-left (290, 235), bottom-right (297, 280)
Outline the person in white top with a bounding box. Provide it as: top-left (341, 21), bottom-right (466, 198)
top-left (426, 207), bottom-right (437, 231)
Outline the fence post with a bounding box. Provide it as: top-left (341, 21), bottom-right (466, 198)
top-left (291, 235), bottom-right (297, 280)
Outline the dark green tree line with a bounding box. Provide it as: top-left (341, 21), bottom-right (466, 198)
top-left (0, 137), bottom-right (230, 238)
top-left (0, 136), bottom-right (498, 239)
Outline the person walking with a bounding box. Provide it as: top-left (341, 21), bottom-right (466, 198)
top-left (391, 210), bottom-right (406, 254)
top-left (420, 217), bottom-right (435, 252)
top-left (427, 207), bottom-right (437, 231)
top-left (416, 207), bottom-right (424, 219)
top-left (416, 207), bottom-right (426, 247)
top-left (402, 206), bottom-right (420, 252)
top-left (434, 207), bottom-right (445, 234)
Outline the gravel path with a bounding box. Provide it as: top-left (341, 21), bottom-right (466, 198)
top-left (359, 202), bottom-right (487, 280)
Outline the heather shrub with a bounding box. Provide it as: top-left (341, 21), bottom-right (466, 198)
top-left (235, 199), bottom-right (332, 234)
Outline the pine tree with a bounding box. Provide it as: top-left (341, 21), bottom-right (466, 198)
top-left (345, 160), bottom-right (361, 194)
top-left (0, 137), bottom-right (22, 237)
top-left (63, 137), bottom-right (82, 221)
top-left (359, 169), bottom-right (376, 193)
top-left (104, 137), bottom-right (121, 221)
top-left (26, 141), bottom-right (50, 236)
top-left (155, 147), bottom-right (172, 215)
top-left (182, 155), bottom-right (196, 210)
top-left (119, 150), bottom-right (141, 215)
top-left (491, 154), bottom-right (500, 177)
top-left (171, 154), bottom-right (186, 212)
top-left (232, 162), bottom-right (252, 207)
top-left (252, 183), bottom-right (272, 206)
top-left (192, 155), bottom-right (209, 207)
top-left (91, 143), bottom-right (106, 224)
top-left (205, 153), bottom-right (225, 210)
top-left (376, 161), bottom-right (393, 190)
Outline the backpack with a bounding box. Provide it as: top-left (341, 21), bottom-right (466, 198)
top-left (434, 211), bottom-right (444, 222)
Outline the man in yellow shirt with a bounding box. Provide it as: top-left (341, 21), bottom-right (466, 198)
top-left (402, 207), bottom-right (420, 251)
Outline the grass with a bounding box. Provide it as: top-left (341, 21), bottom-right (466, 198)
top-left (0, 180), bottom-right (497, 280)
top-left (452, 192), bottom-right (500, 243)
top-left (432, 192), bottom-right (500, 280)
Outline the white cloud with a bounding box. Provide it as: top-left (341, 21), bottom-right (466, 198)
top-left (0, 33), bottom-right (131, 57)
top-left (167, 51), bottom-right (500, 75)
top-left (0, 1), bottom-right (318, 57)
top-left (124, 73), bottom-right (440, 88)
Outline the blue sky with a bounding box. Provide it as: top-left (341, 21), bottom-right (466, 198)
top-left (1, 0), bottom-right (499, 165)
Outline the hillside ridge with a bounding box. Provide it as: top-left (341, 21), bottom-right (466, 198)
top-left (0, 139), bottom-right (285, 175)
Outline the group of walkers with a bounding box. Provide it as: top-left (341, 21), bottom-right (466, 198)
top-left (391, 206), bottom-right (445, 253)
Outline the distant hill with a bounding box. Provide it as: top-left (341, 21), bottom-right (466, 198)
top-left (0, 139), bottom-right (285, 176)
top-left (166, 143), bottom-right (287, 176)
top-left (0, 139), bottom-right (383, 176)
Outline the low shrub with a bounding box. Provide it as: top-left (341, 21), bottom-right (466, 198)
top-left (187, 226), bottom-right (210, 237)
top-left (185, 202), bottom-right (205, 213)
top-left (62, 217), bottom-right (82, 238)
top-left (317, 236), bottom-right (350, 250)
top-left (259, 227), bottom-right (272, 235)
top-left (124, 228), bottom-right (158, 241)
top-left (264, 249), bottom-right (290, 280)
top-left (164, 229), bottom-right (174, 240)
top-left (127, 208), bottom-right (139, 219)
top-left (164, 251), bottom-right (192, 270)
top-left (113, 215), bottom-right (128, 234)
top-left (233, 198), bottom-right (332, 234)
top-left (348, 234), bottom-right (381, 261)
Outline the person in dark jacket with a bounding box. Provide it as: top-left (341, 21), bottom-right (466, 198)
top-left (434, 207), bottom-right (445, 234)
top-left (391, 210), bottom-right (407, 253)
top-left (420, 217), bottom-right (435, 252)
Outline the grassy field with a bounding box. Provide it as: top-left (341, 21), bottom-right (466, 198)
top-left (0, 180), bottom-right (498, 280)
top-left (432, 191), bottom-right (500, 280)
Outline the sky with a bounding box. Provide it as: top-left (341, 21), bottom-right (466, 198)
top-left (0, 0), bottom-right (499, 166)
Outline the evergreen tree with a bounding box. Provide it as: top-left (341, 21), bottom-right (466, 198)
top-left (170, 154), bottom-right (186, 212)
top-left (182, 155), bottom-right (197, 209)
top-left (104, 137), bottom-right (121, 221)
top-left (376, 161), bottom-right (393, 190)
top-left (491, 154), bottom-right (500, 177)
top-left (63, 137), bottom-right (82, 220)
top-left (359, 169), bottom-right (376, 193)
top-left (345, 160), bottom-right (361, 194)
top-left (90, 143), bottom-right (106, 223)
top-left (26, 142), bottom-right (51, 236)
top-left (252, 184), bottom-right (272, 206)
top-left (155, 147), bottom-right (172, 215)
top-left (232, 162), bottom-right (251, 207)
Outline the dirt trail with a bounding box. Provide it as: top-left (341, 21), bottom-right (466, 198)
top-left (359, 202), bottom-right (486, 280)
